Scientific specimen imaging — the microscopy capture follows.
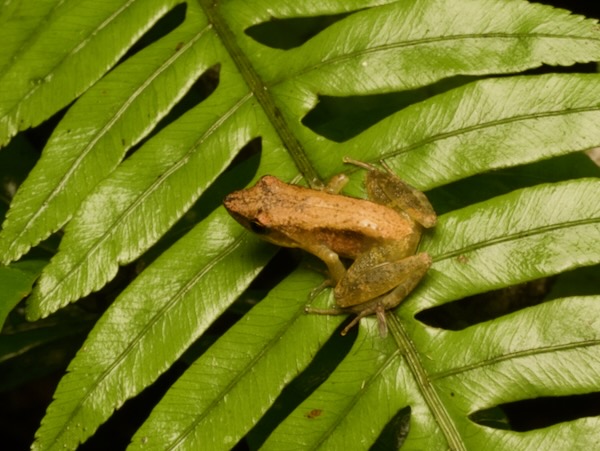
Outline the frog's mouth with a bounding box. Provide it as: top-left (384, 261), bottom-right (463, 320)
top-left (223, 198), bottom-right (254, 230)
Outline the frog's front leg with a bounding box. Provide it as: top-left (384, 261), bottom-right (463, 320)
top-left (300, 242), bottom-right (346, 283)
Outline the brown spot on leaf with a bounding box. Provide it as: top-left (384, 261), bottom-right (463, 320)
top-left (306, 409), bottom-right (323, 419)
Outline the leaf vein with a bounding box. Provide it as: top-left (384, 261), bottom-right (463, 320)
top-left (164, 300), bottom-right (312, 450)
top-left (432, 216), bottom-right (599, 263)
top-left (431, 338), bottom-right (600, 380)
top-left (287, 32), bottom-right (600, 81)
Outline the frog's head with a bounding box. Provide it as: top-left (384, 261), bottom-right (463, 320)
top-left (223, 176), bottom-right (304, 248)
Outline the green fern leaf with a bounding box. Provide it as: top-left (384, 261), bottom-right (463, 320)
top-left (31, 210), bottom-right (274, 450)
top-left (0, 0), bottom-right (596, 449)
top-left (0, 260), bottom-right (45, 326)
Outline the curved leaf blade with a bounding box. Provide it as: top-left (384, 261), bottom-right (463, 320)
top-left (0, 260), bottom-right (45, 328)
top-left (261, 0), bottom-right (600, 95)
top-left (318, 74), bottom-right (600, 191)
top-left (420, 178), bottom-right (600, 305)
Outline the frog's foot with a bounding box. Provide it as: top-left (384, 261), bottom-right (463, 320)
top-left (304, 305), bottom-right (345, 316)
top-left (304, 301), bottom-right (388, 337)
top-left (343, 302), bottom-right (388, 337)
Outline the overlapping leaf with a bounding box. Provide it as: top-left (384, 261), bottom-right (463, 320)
top-left (0, 0), bottom-right (598, 449)
top-left (0, 0), bottom-right (181, 146)
top-left (0, 1), bottom-right (208, 264)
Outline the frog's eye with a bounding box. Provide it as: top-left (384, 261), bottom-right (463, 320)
top-left (249, 220), bottom-right (268, 235)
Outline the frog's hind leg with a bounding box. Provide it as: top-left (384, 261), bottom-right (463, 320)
top-left (304, 242), bottom-right (433, 338)
top-left (335, 251), bottom-right (432, 308)
top-left (343, 157), bottom-right (437, 228)
top-left (341, 253), bottom-right (432, 336)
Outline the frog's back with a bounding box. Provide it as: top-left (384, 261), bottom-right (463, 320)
top-left (303, 194), bottom-right (416, 257)
top-left (257, 176), bottom-right (417, 258)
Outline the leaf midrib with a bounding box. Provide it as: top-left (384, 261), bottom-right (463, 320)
top-left (388, 315), bottom-right (465, 451)
top-left (431, 337), bottom-right (600, 380)
top-left (283, 32), bottom-right (600, 83)
top-left (432, 216), bottom-right (599, 263)
top-left (198, 0), bottom-right (322, 186)
top-left (386, 105), bottom-right (600, 165)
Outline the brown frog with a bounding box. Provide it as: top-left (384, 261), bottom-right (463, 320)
top-left (223, 158), bottom-right (436, 336)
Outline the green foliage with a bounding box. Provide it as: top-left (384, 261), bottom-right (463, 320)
top-left (0, 0), bottom-right (599, 449)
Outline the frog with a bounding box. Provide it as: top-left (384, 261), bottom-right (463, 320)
top-left (223, 158), bottom-right (436, 336)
